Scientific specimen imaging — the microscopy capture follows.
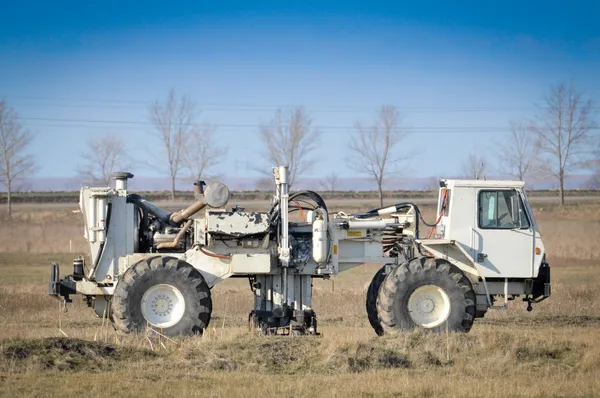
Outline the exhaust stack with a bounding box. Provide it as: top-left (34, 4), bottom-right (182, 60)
top-left (169, 182), bottom-right (230, 225)
top-left (113, 172), bottom-right (134, 190)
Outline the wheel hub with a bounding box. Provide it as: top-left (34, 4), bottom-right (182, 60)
top-left (418, 298), bottom-right (435, 313)
top-left (141, 284), bottom-right (186, 328)
top-left (151, 294), bottom-right (173, 315)
top-left (407, 285), bottom-right (451, 328)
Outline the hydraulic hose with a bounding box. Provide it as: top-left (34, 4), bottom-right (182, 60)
top-left (199, 246), bottom-right (231, 259)
top-left (126, 194), bottom-right (150, 252)
top-left (356, 188), bottom-right (449, 239)
top-left (127, 194), bottom-right (169, 221)
top-left (90, 203), bottom-right (112, 279)
top-left (269, 190), bottom-right (329, 225)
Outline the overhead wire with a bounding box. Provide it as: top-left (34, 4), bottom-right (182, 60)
top-left (16, 116), bottom-right (586, 134)
top-left (6, 95), bottom-right (599, 112)
top-left (15, 116), bottom-right (528, 129)
top-left (11, 97), bottom-right (600, 138)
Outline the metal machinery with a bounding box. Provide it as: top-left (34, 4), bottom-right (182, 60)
top-left (49, 166), bottom-right (550, 336)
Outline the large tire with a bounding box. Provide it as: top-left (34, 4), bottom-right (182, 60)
top-left (377, 257), bottom-right (475, 333)
top-left (112, 256), bottom-right (212, 336)
top-left (366, 266), bottom-right (388, 336)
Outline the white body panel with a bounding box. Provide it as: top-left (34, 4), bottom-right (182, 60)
top-left (94, 194), bottom-right (135, 281)
top-left (473, 188), bottom-right (533, 278)
top-left (206, 211), bottom-right (270, 236)
top-left (231, 253), bottom-right (272, 273)
top-left (80, 187), bottom-right (135, 282)
top-left (473, 220), bottom-right (533, 278)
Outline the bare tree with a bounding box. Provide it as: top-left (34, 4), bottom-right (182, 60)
top-left (321, 172), bottom-right (339, 193)
top-left (423, 176), bottom-right (441, 191)
top-left (589, 147), bottom-right (600, 189)
top-left (183, 124), bottom-right (227, 182)
top-left (461, 150), bottom-right (487, 179)
top-left (497, 120), bottom-right (540, 181)
top-left (258, 107), bottom-right (320, 188)
top-left (255, 176), bottom-right (274, 191)
top-left (0, 99), bottom-right (36, 218)
top-left (149, 89), bottom-right (198, 200)
top-left (78, 133), bottom-right (128, 185)
top-left (348, 105), bottom-right (409, 207)
top-left (590, 167), bottom-right (600, 189)
top-left (532, 82), bottom-right (596, 205)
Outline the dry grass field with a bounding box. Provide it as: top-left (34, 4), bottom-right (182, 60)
top-left (1, 197), bottom-right (600, 397)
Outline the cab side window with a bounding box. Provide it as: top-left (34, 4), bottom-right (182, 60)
top-left (479, 190), bottom-right (530, 229)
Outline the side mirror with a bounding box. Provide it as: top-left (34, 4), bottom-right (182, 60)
top-left (510, 191), bottom-right (531, 229)
top-left (510, 192), bottom-right (525, 228)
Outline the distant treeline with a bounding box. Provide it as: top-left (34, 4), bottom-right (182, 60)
top-left (0, 189), bottom-right (599, 204)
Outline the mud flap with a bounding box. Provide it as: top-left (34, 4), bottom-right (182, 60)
top-left (531, 261), bottom-right (551, 302)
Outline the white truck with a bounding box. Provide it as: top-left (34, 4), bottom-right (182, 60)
top-left (49, 166), bottom-right (550, 336)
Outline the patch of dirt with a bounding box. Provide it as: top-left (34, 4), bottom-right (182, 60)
top-left (185, 337), bottom-right (323, 374)
top-left (2, 333), bottom-right (585, 376)
top-left (1, 337), bottom-right (156, 372)
top-left (345, 343), bottom-right (411, 372)
top-left (480, 315), bottom-right (600, 328)
top-left (515, 346), bottom-right (571, 361)
top-left (509, 340), bottom-right (584, 371)
top-left (184, 335), bottom-right (451, 374)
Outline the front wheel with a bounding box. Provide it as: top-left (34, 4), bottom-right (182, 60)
top-left (377, 257), bottom-right (476, 333)
top-left (112, 256), bottom-right (212, 336)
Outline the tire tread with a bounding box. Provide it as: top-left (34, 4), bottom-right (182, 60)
top-left (112, 256), bottom-right (212, 336)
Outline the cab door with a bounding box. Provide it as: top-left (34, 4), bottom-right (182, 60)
top-left (472, 189), bottom-right (534, 278)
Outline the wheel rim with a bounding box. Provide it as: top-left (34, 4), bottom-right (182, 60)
top-left (141, 284), bottom-right (186, 328)
top-left (407, 285), bottom-right (451, 328)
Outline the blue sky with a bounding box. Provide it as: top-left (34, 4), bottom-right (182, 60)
top-left (1, 1), bottom-right (599, 188)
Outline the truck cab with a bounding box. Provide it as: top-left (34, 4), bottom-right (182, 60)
top-left (436, 180), bottom-right (545, 279)
top-left (418, 180), bottom-right (550, 317)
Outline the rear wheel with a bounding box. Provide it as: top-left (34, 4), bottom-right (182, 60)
top-left (366, 265), bottom-right (388, 336)
top-left (112, 256), bottom-right (212, 336)
top-left (377, 257), bottom-right (475, 333)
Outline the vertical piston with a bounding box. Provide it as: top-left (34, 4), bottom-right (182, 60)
top-left (276, 166), bottom-right (291, 308)
top-left (73, 257), bottom-right (84, 281)
top-left (97, 197), bottom-right (107, 243)
top-left (88, 196), bottom-right (97, 243)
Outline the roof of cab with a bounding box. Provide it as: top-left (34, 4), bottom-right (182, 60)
top-left (442, 179), bottom-right (526, 189)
